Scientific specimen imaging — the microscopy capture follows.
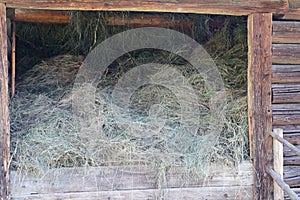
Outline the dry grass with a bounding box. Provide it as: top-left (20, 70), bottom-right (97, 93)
top-left (10, 13), bottom-right (248, 180)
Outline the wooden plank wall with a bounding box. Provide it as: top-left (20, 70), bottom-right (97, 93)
top-left (10, 162), bottom-right (253, 199)
top-left (272, 19), bottom-right (300, 198)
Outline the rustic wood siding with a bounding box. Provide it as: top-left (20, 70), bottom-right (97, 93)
top-left (272, 19), bottom-right (300, 198)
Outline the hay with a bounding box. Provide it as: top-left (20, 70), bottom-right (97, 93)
top-left (10, 13), bottom-right (248, 178)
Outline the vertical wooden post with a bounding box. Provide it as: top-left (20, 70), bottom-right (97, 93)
top-left (11, 20), bottom-right (15, 97)
top-left (273, 128), bottom-right (284, 200)
top-left (248, 13), bottom-right (273, 200)
top-left (0, 3), bottom-right (10, 200)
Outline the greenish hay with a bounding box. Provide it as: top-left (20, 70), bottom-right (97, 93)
top-left (10, 13), bottom-right (248, 181)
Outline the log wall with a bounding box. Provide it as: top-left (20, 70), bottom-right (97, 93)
top-left (272, 19), bottom-right (300, 198)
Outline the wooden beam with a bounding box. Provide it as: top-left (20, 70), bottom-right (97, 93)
top-left (273, 21), bottom-right (300, 44)
top-left (273, 44), bottom-right (300, 64)
top-left (273, 128), bottom-right (284, 200)
top-left (14, 9), bottom-right (70, 23)
top-left (0, 3), bottom-right (10, 200)
top-left (272, 65), bottom-right (300, 83)
top-left (0, 0), bottom-right (288, 16)
top-left (272, 104), bottom-right (300, 125)
top-left (248, 13), bottom-right (273, 200)
top-left (105, 14), bottom-right (192, 29)
top-left (10, 162), bottom-right (253, 199)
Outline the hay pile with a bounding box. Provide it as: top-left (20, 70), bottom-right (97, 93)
top-left (10, 13), bottom-right (248, 177)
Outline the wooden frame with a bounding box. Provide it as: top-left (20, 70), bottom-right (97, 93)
top-left (0, 1), bottom-right (299, 200)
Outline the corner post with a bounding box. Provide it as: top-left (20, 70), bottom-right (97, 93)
top-left (248, 13), bottom-right (273, 199)
top-left (0, 3), bottom-right (10, 200)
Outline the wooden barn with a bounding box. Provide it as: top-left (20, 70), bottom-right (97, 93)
top-left (0, 0), bottom-right (300, 200)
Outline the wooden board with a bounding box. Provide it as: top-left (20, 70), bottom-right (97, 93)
top-left (273, 21), bottom-right (300, 43)
top-left (10, 162), bottom-right (253, 199)
top-left (11, 186), bottom-right (253, 200)
top-left (272, 44), bottom-right (300, 64)
top-left (272, 83), bottom-right (300, 103)
top-left (0, 0), bottom-right (288, 16)
top-left (272, 65), bottom-right (300, 83)
top-left (14, 9), bottom-right (70, 23)
top-left (284, 166), bottom-right (300, 187)
top-left (248, 13), bottom-right (273, 200)
top-left (0, 3), bottom-right (10, 200)
top-left (284, 145), bottom-right (300, 166)
top-left (272, 104), bottom-right (300, 125)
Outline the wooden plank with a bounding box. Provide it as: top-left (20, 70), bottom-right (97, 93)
top-left (10, 162), bottom-right (253, 196)
top-left (272, 65), bottom-right (300, 83)
top-left (14, 9), bottom-right (71, 23)
top-left (284, 156), bottom-right (300, 166)
top-left (273, 21), bottom-right (300, 44)
top-left (273, 129), bottom-right (284, 200)
top-left (272, 44), bottom-right (300, 64)
top-left (0, 0), bottom-right (288, 16)
top-left (284, 145), bottom-right (300, 157)
top-left (289, 0), bottom-right (300, 9)
top-left (284, 166), bottom-right (300, 188)
top-left (272, 125), bottom-right (300, 145)
top-left (0, 3), bottom-right (10, 200)
top-left (105, 13), bottom-right (192, 29)
top-left (10, 186), bottom-right (253, 200)
top-left (248, 13), bottom-right (273, 200)
top-left (272, 83), bottom-right (300, 103)
top-left (272, 104), bottom-right (300, 125)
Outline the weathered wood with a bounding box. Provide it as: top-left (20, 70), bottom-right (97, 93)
top-left (272, 65), bottom-right (300, 83)
top-left (272, 44), bottom-right (300, 64)
top-left (284, 156), bottom-right (300, 166)
top-left (289, 0), bottom-right (300, 9)
top-left (273, 21), bottom-right (300, 44)
top-left (272, 104), bottom-right (300, 125)
top-left (284, 166), bottom-right (300, 187)
top-left (273, 129), bottom-right (284, 200)
top-left (10, 162), bottom-right (253, 196)
top-left (10, 186), bottom-right (253, 200)
top-left (284, 145), bottom-right (300, 157)
top-left (272, 83), bottom-right (300, 103)
top-left (11, 20), bottom-right (15, 97)
top-left (0, 3), bottom-right (10, 200)
top-left (267, 168), bottom-right (299, 200)
top-left (284, 133), bottom-right (300, 145)
top-left (272, 125), bottom-right (300, 145)
top-left (248, 13), bottom-right (273, 200)
top-left (285, 187), bottom-right (300, 200)
top-left (0, 0), bottom-right (288, 16)
top-left (14, 9), bottom-right (70, 23)
top-left (105, 13), bottom-right (192, 29)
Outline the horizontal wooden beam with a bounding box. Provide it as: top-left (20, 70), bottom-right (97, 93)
top-left (272, 83), bottom-right (300, 103)
top-left (105, 14), bottom-right (192, 28)
top-left (10, 162), bottom-right (253, 199)
top-left (0, 0), bottom-right (289, 16)
top-left (14, 9), bottom-right (71, 23)
top-left (272, 65), bottom-right (300, 83)
top-left (273, 21), bottom-right (300, 44)
top-left (272, 104), bottom-right (300, 125)
top-left (272, 44), bottom-right (300, 65)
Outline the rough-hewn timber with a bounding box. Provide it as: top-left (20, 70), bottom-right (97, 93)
top-left (0, 3), bottom-right (9, 200)
top-left (272, 44), bottom-right (300, 64)
top-left (248, 13), bottom-right (273, 200)
top-left (272, 83), bottom-right (300, 103)
top-left (273, 21), bottom-right (300, 44)
top-left (10, 162), bottom-right (253, 199)
top-left (0, 0), bottom-right (288, 16)
top-left (272, 65), bottom-right (300, 83)
top-left (14, 9), bottom-right (70, 23)
top-left (272, 104), bottom-right (300, 125)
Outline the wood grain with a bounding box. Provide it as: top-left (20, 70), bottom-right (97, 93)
top-left (272, 104), bottom-right (300, 125)
top-left (0, 3), bottom-right (10, 200)
top-left (10, 162), bottom-right (253, 199)
top-left (248, 13), bottom-right (273, 200)
top-left (273, 129), bottom-right (284, 200)
top-left (272, 65), bottom-right (300, 83)
top-left (14, 9), bottom-right (71, 23)
top-left (272, 83), bottom-right (300, 103)
top-left (284, 166), bottom-right (300, 187)
top-left (273, 21), bottom-right (300, 44)
top-left (272, 44), bottom-right (300, 64)
top-left (0, 0), bottom-right (288, 16)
